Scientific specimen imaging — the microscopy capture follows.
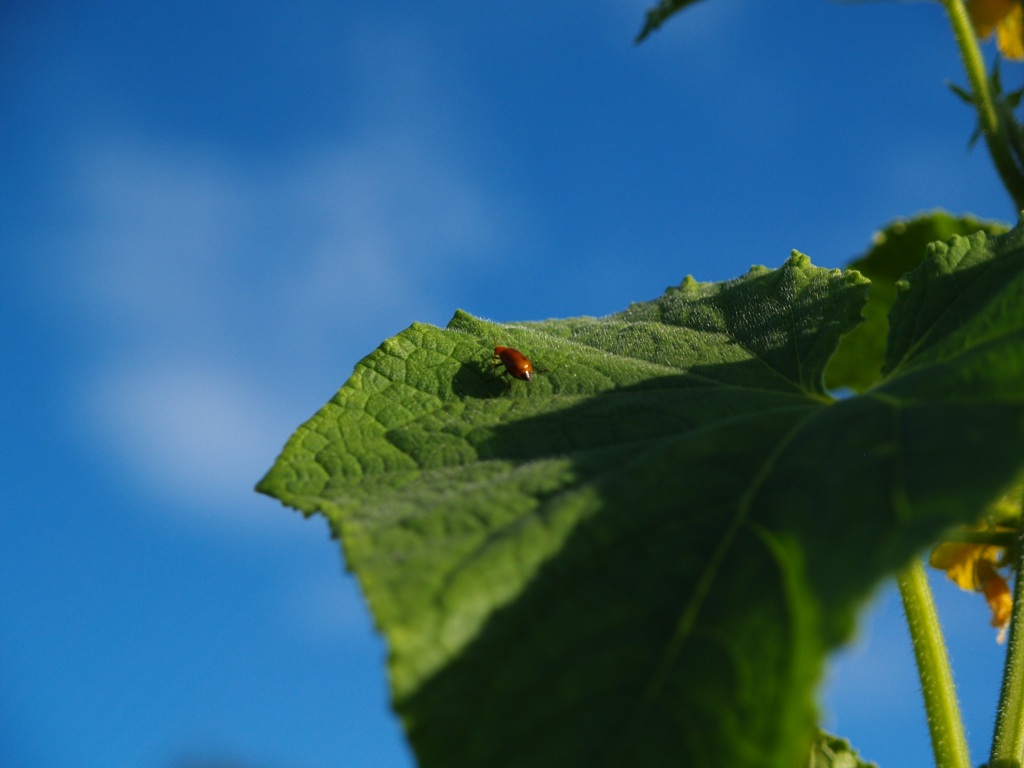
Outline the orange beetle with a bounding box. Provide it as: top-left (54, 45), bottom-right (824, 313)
top-left (492, 346), bottom-right (533, 382)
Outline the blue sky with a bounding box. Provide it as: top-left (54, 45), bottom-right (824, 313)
top-left (1, 1), bottom-right (1020, 766)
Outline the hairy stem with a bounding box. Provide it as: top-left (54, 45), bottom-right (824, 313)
top-left (990, 521), bottom-right (1024, 768)
top-left (897, 559), bottom-right (972, 768)
top-left (940, 0), bottom-right (1024, 209)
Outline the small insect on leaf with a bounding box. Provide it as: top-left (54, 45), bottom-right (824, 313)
top-left (492, 346), bottom-right (533, 382)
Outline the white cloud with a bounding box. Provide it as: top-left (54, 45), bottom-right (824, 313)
top-left (70, 130), bottom-right (501, 338)
top-left (70, 139), bottom-right (247, 333)
top-left (61, 31), bottom-right (516, 533)
top-left (84, 361), bottom-right (297, 528)
top-left (276, 136), bottom-right (500, 319)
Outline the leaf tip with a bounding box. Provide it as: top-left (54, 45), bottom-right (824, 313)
top-left (447, 309), bottom-right (480, 333)
top-left (254, 468), bottom-right (288, 504)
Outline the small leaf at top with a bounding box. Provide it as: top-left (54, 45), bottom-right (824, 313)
top-left (636, 0), bottom-right (707, 43)
top-left (825, 211), bottom-right (1008, 393)
top-left (883, 220), bottom-right (1024, 380)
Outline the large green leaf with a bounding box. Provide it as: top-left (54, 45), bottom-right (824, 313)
top-left (259, 230), bottom-right (1024, 766)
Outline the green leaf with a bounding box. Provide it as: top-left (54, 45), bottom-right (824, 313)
top-left (884, 222), bottom-right (1024, 381)
top-left (259, 232), bottom-right (1024, 766)
top-left (807, 731), bottom-right (878, 768)
top-left (825, 211), bottom-right (1008, 393)
top-left (636, 0), bottom-right (707, 43)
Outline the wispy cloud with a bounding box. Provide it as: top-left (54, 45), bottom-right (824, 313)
top-left (84, 361), bottom-right (292, 523)
top-left (276, 136), bottom-right (501, 320)
top-left (61, 32), bottom-right (514, 532)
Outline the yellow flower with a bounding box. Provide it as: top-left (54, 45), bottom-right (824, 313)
top-left (930, 540), bottom-right (1013, 639)
top-left (967, 0), bottom-right (1024, 60)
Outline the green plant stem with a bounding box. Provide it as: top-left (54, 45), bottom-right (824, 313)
top-left (989, 521), bottom-right (1024, 768)
top-left (897, 559), bottom-right (972, 768)
top-left (940, 0), bottom-right (1024, 210)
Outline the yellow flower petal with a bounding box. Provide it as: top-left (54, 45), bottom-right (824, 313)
top-left (978, 558), bottom-right (1013, 630)
top-left (968, 0), bottom-right (1020, 38)
top-left (929, 541), bottom-right (985, 590)
top-left (967, 0), bottom-right (1024, 58)
top-left (997, 2), bottom-right (1024, 60)
top-left (930, 537), bottom-right (1013, 640)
